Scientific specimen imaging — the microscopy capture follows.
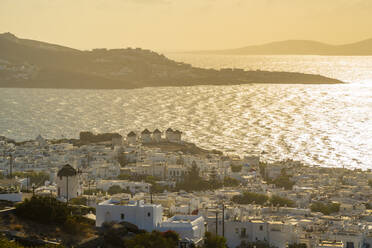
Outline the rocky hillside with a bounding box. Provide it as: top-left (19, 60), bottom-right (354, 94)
top-left (0, 33), bottom-right (343, 89)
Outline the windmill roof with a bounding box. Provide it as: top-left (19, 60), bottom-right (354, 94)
top-left (57, 164), bottom-right (77, 177)
top-left (142, 129), bottom-right (152, 134)
top-left (127, 131), bottom-right (136, 137)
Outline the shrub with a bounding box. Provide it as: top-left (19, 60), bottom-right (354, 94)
top-left (269, 195), bottom-right (295, 207)
top-left (232, 192), bottom-right (269, 205)
top-left (107, 185), bottom-right (131, 195)
top-left (231, 165), bottom-right (242, 173)
top-left (63, 216), bottom-right (91, 234)
top-left (15, 196), bottom-right (69, 224)
top-left (15, 196), bottom-right (93, 236)
top-left (202, 232), bottom-right (227, 248)
top-left (83, 188), bottom-right (103, 195)
top-left (13, 171), bottom-right (49, 187)
top-left (310, 202), bottom-right (340, 215)
top-left (223, 177), bottom-right (240, 187)
top-left (69, 196), bottom-right (87, 206)
top-left (269, 175), bottom-right (295, 190)
top-left (238, 241), bottom-right (276, 248)
top-left (124, 230), bottom-right (179, 248)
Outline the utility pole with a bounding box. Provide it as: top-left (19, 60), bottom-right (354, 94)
top-left (66, 175), bottom-right (69, 203)
top-left (222, 203), bottom-right (225, 238)
top-left (26, 175), bottom-right (29, 192)
top-left (150, 186), bottom-right (153, 204)
top-left (215, 211), bottom-right (218, 236)
top-left (9, 154), bottom-right (13, 178)
top-left (32, 184), bottom-right (35, 196)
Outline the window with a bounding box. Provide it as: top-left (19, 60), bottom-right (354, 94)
top-left (241, 228), bottom-right (246, 237)
top-left (147, 212), bottom-right (151, 217)
top-left (121, 213), bottom-right (125, 220)
top-left (346, 242), bottom-right (354, 248)
top-left (260, 225), bottom-right (263, 231)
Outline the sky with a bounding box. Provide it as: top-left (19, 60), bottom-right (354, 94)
top-left (1, 0), bottom-right (372, 51)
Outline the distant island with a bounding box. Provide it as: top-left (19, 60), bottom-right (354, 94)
top-left (192, 39), bottom-right (372, 56)
top-left (0, 32), bottom-right (342, 89)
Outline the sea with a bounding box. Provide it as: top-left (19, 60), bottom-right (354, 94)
top-left (0, 54), bottom-right (371, 170)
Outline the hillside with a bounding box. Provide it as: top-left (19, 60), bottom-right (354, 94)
top-left (0, 33), bottom-right (343, 88)
top-left (194, 39), bottom-right (372, 56)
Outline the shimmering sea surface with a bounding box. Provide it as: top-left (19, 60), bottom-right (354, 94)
top-left (1, 55), bottom-right (371, 170)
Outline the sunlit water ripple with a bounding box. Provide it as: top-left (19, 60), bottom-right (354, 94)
top-left (0, 55), bottom-right (371, 170)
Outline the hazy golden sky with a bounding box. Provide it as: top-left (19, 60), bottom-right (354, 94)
top-left (1, 0), bottom-right (371, 51)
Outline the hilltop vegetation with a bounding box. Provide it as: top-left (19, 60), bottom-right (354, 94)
top-left (0, 32), bottom-right (342, 89)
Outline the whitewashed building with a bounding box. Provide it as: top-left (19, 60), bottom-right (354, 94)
top-left (96, 199), bottom-right (205, 244)
top-left (159, 215), bottom-right (205, 244)
top-left (96, 199), bottom-right (163, 231)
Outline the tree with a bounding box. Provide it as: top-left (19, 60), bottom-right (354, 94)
top-left (202, 232), bottom-right (227, 248)
top-left (124, 230), bottom-right (179, 248)
top-left (15, 196), bottom-right (69, 224)
top-left (231, 165), bottom-right (242, 173)
top-left (189, 162), bottom-right (200, 179)
top-left (107, 185), bottom-right (130, 195)
top-left (269, 174), bottom-right (295, 190)
top-left (269, 195), bottom-right (295, 207)
top-left (288, 243), bottom-right (307, 248)
top-left (101, 222), bottom-right (130, 246)
top-left (83, 188), bottom-right (103, 195)
top-left (13, 171), bottom-right (50, 187)
top-left (69, 196), bottom-right (87, 206)
top-left (223, 177), bottom-right (240, 187)
top-left (258, 162), bottom-right (268, 178)
top-left (238, 241), bottom-right (276, 248)
top-left (310, 202), bottom-right (340, 215)
top-left (15, 196), bottom-right (93, 236)
top-left (232, 192), bottom-right (269, 205)
top-left (117, 153), bottom-right (129, 167)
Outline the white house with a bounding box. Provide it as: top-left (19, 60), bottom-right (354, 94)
top-left (96, 199), bottom-right (163, 231)
top-left (159, 215), bottom-right (205, 244)
top-left (96, 199), bottom-right (205, 244)
top-left (207, 218), bottom-right (299, 248)
top-left (56, 164), bottom-right (82, 201)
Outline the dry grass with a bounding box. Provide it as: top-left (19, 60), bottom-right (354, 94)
top-left (0, 213), bottom-right (98, 246)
